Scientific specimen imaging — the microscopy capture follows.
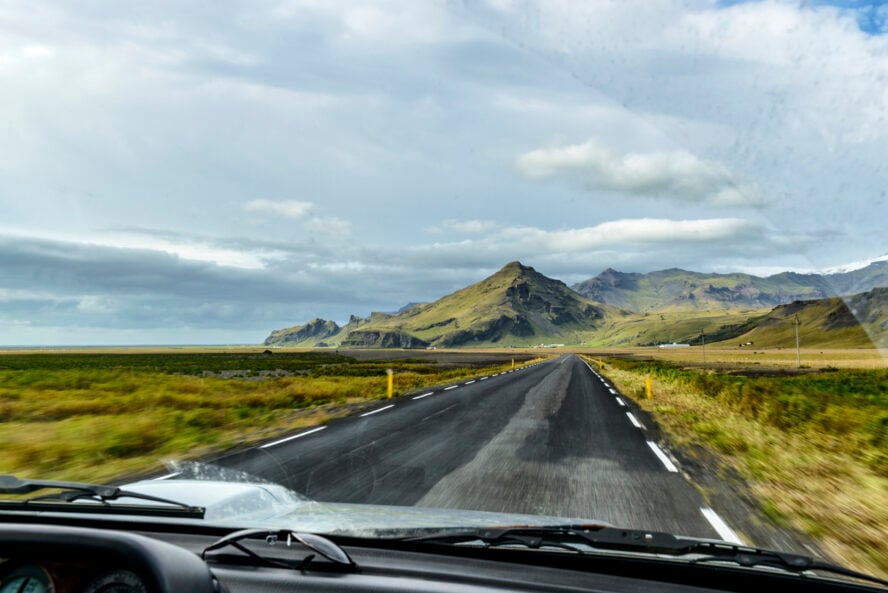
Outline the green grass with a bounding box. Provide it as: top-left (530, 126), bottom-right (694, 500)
top-left (591, 356), bottom-right (888, 579)
top-left (0, 351), bottom-right (540, 484)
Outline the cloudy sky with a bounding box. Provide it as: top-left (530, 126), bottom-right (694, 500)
top-left (2, 0), bottom-right (887, 345)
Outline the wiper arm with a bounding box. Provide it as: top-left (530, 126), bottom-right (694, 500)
top-left (406, 525), bottom-right (693, 555)
top-left (0, 474), bottom-right (205, 518)
top-left (691, 549), bottom-right (888, 588)
top-left (406, 526), bottom-right (888, 587)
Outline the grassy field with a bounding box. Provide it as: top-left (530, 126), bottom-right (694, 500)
top-left (591, 354), bottom-right (888, 579)
top-left (0, 349), bottom-right (539, 484)
top-left (575, 346), bottom-right (888, 370)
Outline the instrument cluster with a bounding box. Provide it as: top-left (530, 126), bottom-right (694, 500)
top-left (0, 561), bottom-right (148, 593)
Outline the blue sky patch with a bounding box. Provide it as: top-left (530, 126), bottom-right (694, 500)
top-left (720, 0), bottom-right (887, 34)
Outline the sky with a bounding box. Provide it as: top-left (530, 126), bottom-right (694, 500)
top-left (1, 0), bottom-right (887, 345)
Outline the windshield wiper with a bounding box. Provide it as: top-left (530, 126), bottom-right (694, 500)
top-left (0, 474), bottom-right (205, 519)
top-left (405, 525), bottom-right (692, 554)
top-left (690, 549), bottom-right (888, 588)
top-left (405, 526), bottom-right (888, 588)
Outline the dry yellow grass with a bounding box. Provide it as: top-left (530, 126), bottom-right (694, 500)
top-left (575, 347), bottom-right (887, 370)
top-left (593, 359), bottom-right (888, 579)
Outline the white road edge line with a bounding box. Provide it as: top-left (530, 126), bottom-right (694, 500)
top-left (626, 412), bottom-right (645, 430)
top-left (700, 508), bottom-right (745, 545)
top-left (157, 472), bottom-right (180, 480)
top-left (647, 441), bottom-right (679, 472)
top-left (361, 404), bottom-right (395, 417)
top-left (260, 426), bottom-right (327, 449)
top-left (609, 388), bottom-right (617, 395)
top-left (465, 380), bottom-right (476, 385)
top-left (412, 392), bottom-right (434, 400)
top-left (615, 397), bottom-right (626, 407)
top-left (443, 385), bottom-right (459, 391)
top-left (480, 376), bottom-right (489, 380)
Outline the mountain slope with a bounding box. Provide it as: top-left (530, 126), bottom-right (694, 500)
top-left (716, 287), bottom-right (888, 348)
top-left (263, 318), bottom-right (340, 347)
top-left (341, 261), bottom-right (626, 347)
top-left (572, 262), bottom-right (888, 313)
top-left (264, 262), bottom-right (627, 348)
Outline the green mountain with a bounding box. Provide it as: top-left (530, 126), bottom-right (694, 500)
top-left (720, 287), bottom-right (888, 349)
top-left (263, 261), bottom-right (886, 349)
top-left (264, 262), bottom-right (626, 348)
top-left (571, 261), bottom-right (888, 313)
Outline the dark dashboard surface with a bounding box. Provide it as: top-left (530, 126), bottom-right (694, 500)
top-left (0, 522), bottom-right (883, 593)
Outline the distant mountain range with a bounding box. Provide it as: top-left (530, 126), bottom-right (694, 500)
top-left (571, 261), bottom-right (888, 312)
top-left (264, 261), bottom-right (888, 349)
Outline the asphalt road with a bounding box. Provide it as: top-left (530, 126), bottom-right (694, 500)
top-left (217, 354), bottom-right (735, 540)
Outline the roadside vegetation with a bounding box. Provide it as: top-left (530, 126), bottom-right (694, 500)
top-left (0, 351), bottom-right (538, 484)
top-left (593, 356), bottom-right (888, 579)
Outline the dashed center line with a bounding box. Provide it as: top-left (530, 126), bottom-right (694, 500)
top-left (361, 404), bottom-right (395, 417)
top-left (626, 412), bottom-right (645, 429)
top-left (647, 441), bottom-right (679, 472)
top-left (412, 392), bottom-right (434, 400)
top-left (260, 426), bottom-right (327, 449)
top-left (701, 508), bottom-right (745, 545)
top-left (443, 385), bottom-right (458, 391)
top-left (615, 397), bottom-right (626, 407)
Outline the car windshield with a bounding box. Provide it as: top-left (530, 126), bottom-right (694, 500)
top-left (1, 0), bottom-right (886, 585)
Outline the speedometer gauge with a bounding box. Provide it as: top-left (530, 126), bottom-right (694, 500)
top-left (81, 571), bottom-right (147, 593)
top-left (0, 566), bottom-right (54, 593)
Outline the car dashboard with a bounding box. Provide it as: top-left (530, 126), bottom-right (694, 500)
top-left (0, 522), bottom-right (882, 593)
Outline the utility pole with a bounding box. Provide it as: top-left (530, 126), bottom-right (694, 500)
top-left (701, 331), bottom-right (706, 368)
top-left (794, 315), bottom-right (801, 368)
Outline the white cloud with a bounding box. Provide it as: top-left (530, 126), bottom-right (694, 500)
top-left (0, 228), bottom-right (279, 270)
top-left (305, 216), bottom-right (352, 238)
top-left (242, 202), bottom-right (352, 238)
top-left (427, 219), bottom-right (498, 234)
top-left (496, 218), bottom-right (764, 252)
top-left (244, 199), bottom-right (316, 220)
top-left (516, 139), bottom-right (763, 206)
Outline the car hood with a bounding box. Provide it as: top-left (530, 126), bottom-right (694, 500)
top-left (123, 478), bottom-right (610, 537)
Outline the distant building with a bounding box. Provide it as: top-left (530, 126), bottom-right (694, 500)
top-left (657, 343), bottom-right (690, 348)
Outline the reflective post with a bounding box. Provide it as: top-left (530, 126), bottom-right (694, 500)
top-left (645, 376), bottom-right (653, 399)
top-left (387, 368), bottom-right (394, 399)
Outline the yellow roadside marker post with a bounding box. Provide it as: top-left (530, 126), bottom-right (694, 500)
top-left (645, 376), bottom-right (653, 399)
top-left (511, 358), bottom-right (515, 369)
top-left (387, 368), bottom-right (394, 399)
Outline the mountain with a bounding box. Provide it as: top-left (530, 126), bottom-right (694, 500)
top-left (264, 262), bottom-right (626, 348)
top-left (263, 318), bottom-right (340, 347)
top-left (718, 287), bottom-right (888, 349)
top-left (571, 261), bottom-right (888, 313)
top-left (826, 260), bottom-right (888, 295)
top-left (263, 261), bottom-right (886, 349)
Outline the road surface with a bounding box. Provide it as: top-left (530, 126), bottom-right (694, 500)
top-left (216, 354), bottom-right (738, 541)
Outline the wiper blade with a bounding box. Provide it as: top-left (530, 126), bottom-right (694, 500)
top-left (0, 474), bottom-right (205, 519)
top-left (405, 525), bottom-right (693, 554)
top-left (691, 549), bottom-right (888, 588)
top-left (405, 526), bottom-right (888, 587)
